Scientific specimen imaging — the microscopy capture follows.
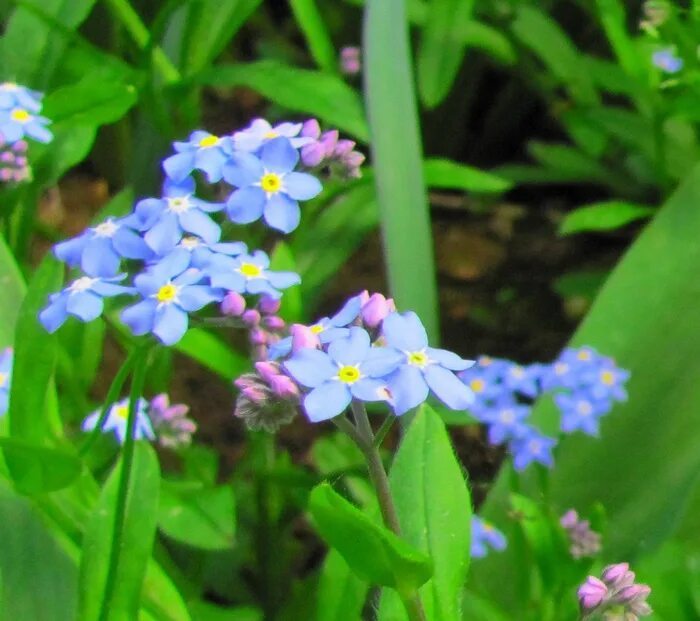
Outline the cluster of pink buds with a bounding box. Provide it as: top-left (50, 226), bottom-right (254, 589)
top-left (340, 46), bottom-right (361, 76)
top-left (561, 509), bottom-right (602, 559)
top-left (299, 119), bottom-right (365, 179)
top-left (578, 563), bottom-right (652, 620)
top-left (148, 394), bottom-right (196, 449)
top-left (0, 138), bottom-right (30, 183)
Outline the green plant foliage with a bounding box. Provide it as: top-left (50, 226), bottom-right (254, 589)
top-left (174, 329), bottom-right (249, 380)
top-left (78, 442), bottom-right (161, 621)
top-left (559, 200), bottom-right (654, 235)
top-left (0, 234), bottom-right (26, 347)
top-left (424, 158), bottom-right (512, 193)
top-left (377, 405), bottom-right (471, 621)
top-left (289, 0), bottom-right (336, 73)
top-left (308, 482), bottom-right (433, 591)
top-left (315, 549), bottom-right (367, 621)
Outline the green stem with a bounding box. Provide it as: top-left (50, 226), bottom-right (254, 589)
top-left (97, 345), bottom-right (149, 621)
top-left (104, 0), bottom-right (181, 83)
top-left (373, 413), bottom-right (396, 448)
top-left (349, 401), bottom-right (427, 621)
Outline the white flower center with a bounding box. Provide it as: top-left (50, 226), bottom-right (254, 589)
top-left (499, 409), bottom-right (515, 424)
top-left (69, 276), bottom-right (97, 293)
top-left (93, 219), bottom-right (119, 237)
top-left (180, 236), bottom-right (200, 250)
top-left (576, 401), bottom-right (593, 416)
top-left (167, 196), bottom-right (192, 214)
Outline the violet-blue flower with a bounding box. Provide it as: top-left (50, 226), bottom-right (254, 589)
top-left (223, 137), bottom-right (322, 233)
top-left (53, 215), bottom-right (152, 276)
top-left (283, 327), bottom-right (402, 422)
top-left (510, 427), bottom-right (557, 471)
top-left (381, 311), bottom-right (475, 415)
top-left (163, 235), bottom-right (247, 270)
top-left (481, 398), bottom-right (531, 445)
top-left (471, 516), bottom-right (507, 559)
top-left (555, 392), bottom-right (610, 435)
top-left (502, 362), bottom-right (542, 398)
top-left (39, 275), bottom-right (133, 333)
top-left (134, 179), bottom-right (224, 256)
top-left (204, 250), bottom-right (300, 300)
top-left (162, 130), bottom-right (234, 183)
top-left (652, 48), bottom-right (683, 74)
top-left (0, 83), bottom-right (42, 113)
top-left (232, 118), bottom-right (312, 152)
top-left (0, 106), bottom-right (52, 143)
top-left (120, 253), bottom-right (222, 345)
top-left (82, 397), bottom-right (154, 444)
top-left (0, 348), bottom-right (13, 416)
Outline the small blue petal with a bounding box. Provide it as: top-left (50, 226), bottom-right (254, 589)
top-left (424, 365), bottom-right (474, 410)
top-left (179, 209), bottom-right (221, 243)
top-left (261, 137), bottom-right (298, 173)
top-left (327, 327), bottom-right (370, 366)
top-left (284, 349), bottom-right (337, 388)
top-left (153, 304), bottom-right (188, 345)
top-left (264, 193), bottom-right (300, 233)
top-left (121, 299), bottom-right (157, 335)
top-left (39, 296), bottom-right (68, 333)
top-left (66, 291), bottom-right (103, 321)
top-left (226, 186), bottom-right (266, 224)
top-left (303, 381), bottom-right (351, 422)
top-left (383, 311), bottom-right (429, 351)
top-left (387, 366), bottom-right (429, 415)
top-left (284, 172), bottom-right (322, 200)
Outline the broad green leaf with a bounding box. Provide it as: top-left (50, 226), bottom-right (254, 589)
top-left (424, 158), bottom-right (512, 193)
top-left (458, 21), bottom-right (516, 65)
top-left (197, 61), bottom-right (367, 141)
top-left (0, 438), bottom-right (81, 494)
top-left (188, 602), bottom-right (262, 621)
top-left (0, 479), bottom-right (77, 620)
top-left (0, 233), bottom-right (26, 347)
top-left (377, 405), bottom-right (471, 621)
top-left (158, 484), bottom-right (235, 550)
top-left (270, 241), bottom-right (302, 323)
top-left (559, 201), bottom-right (654, 235)
top-left (290, 0), bottom-right (337, 73)
top-left (364, 0), bottom-right (439, 342)
top-left (308, 483), bottom-right (432, 591)
top-left (511, 7), bottom-right (597, 106)
top-left (417, 0), bottom-right (475, 108)
top-left (316, 550), bottom-right (367, 621)
top-left (9, 254), bottom-right (63, 442)
top-left (79, 443), bottom-right (160, 621)
top-left (174, 328), bottom-right (248, 380)
top-left (474, 163), bottom-right (700, 612)
top-left (141, 561), bottom-right (192, 621)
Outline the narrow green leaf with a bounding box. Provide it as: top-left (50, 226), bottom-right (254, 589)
top-left (0, 438), bottom-right (81, 495)
top-left (417, 0), bottom-right (475, 108)
top-left (78, 443), bottom-right (160, 621)
top-left (174, 328), bottom-right (248, 380)
top-left (316, 550), bottom-right (367, 621)
top-left (290, 0), bottom-right (337, 73)
top-left (0, 233), bottom-right (26, 348)
top-left (270, 241), bottom-right (303, 323)
top-left (594, 0), bottom-right (641, 77)
top-left (364, 0), bottom-right (439, 342)
top-left (158, 484), bottom-right (235, 550)
top-left (197, 60), bottom-right (367, 141)
top-left (188, 602), bottom-right (262, 621)
top-left (424, 158), bottom-right (512, 193)
top-left (9, 254), bottom-right (63, 442)
top-left (458, 21), bottom-right (516, 65)
top-left (559, 201), bottom-right (654, 235)
top-left (308, 482), bottom-right (432, 590)
top-left (378, 404), bottom-right (471, 621)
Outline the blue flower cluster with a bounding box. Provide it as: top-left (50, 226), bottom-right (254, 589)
top-left (458, 347), bottom-right (630, 471)
top-left (471, 516), bottom-right (507, 559)
top-left (39, 118), bottom-right (344, 345)
top-left (277, 293), bottom-right (475, 422)
top-left (0, 348), bottom-right (13, 416)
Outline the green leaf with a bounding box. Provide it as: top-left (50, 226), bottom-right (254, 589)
top-left (197, 60), bottom-right (367, 141)
top-left (364, 0), bottom-right (439, 342)
top-left (188, 602), bottom-right (262, 621)
top-left (174, 328), bottom-right (248, 380)
top-left (424, 158), bottom-right (512, 193)
top-left (289, 0), bottom-right (337, 73)
top-left (78, 443), bottom-right (161, 621)
top-left (270, 241), bottom-right (303, 323)
top-left (377, 404), bottom-right (471, 621)
top-left (475, 163), bottom-right (700, 612)
top-left (594, 0), bottom-right (641, 78)
top-left (0, 438), bottom-right (82, 494)
top-left (9, 254), bottom-right (63, 442)
top-left (316, 550), bottom-right (367, 621)
top-left (0, 233), bottom-right (26, 348)
top-left (559, 201), bottom-right (654, 235)
top-left (417, 0), bottom-right (475, 108)
top-left (158, 484), bottom-right (235, 550)
top-left (458, 21), bottom-right (516, 65)
top-left (308, 483), bottom-right (432, 591)
top-left (511, 6), bottom-right (597, 106)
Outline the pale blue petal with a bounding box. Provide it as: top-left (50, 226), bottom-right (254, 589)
top-left (327, 327), bottom-right (369, 366)
top-left (263, 193), bottom-right (300, 233)
top-left (426, 347), bottom-right (473, 371)
top-left (195, 148), bottom-right (226, 182)
top-left (144, 213), bottom-right (181, 256)
top-left (151, 250), bottom-right (191, 280)
top-left (39, 296), bottom-right (68, 333)
top-left (330, 295), bottom-right (363, 327)
top-left (121, 300), bottom-right (156, 335)
top-left (246, 279), bottom-right (281, 298)
top-left (173, 268), bottom-right (204, 287)
top-left (382, 311), bottom-right (428, 351)
top-left (153, 304), bottom-right (188, 345)
top-left (363, 347), bottom-right (404, 377)
top-left (178, 285), bottom-right (220, 311)
top-left (283, 349), bottom-right (336, 388)
top-left (113, 227), bottom-right (153, 260)
top-left (284, 172), bottom-right (322, 200)
top-left (424, 365), bottom-right (474, 410)
top-left (81, 238), bottom-right (120, 276)
top-left (261, 137), bottom-right (299, 173)
top-left (351, 378), bottom-right (390, 402)
top-left (249, 250), bottom-right (270, 268)
top-left (303, 382), bottom-right (351, 422)
top-left (66, 292), bottom-right (103, 321)
top-left (226, 186), bottom-right (265, 224)
top-left (53, 235), bottom-right (87, 266)
top-left (222, 152), bottom-right (263, 186)
top-left (27, 121), bottom-right (52, 143)
top-left (162, 151), bottom-right (195, 183)
top-left (179, 209), bottom-right (221, 243)
top-left (387, 366), bottom-right (429, 415)
top-left (267, 270), bottom-right (301, 289)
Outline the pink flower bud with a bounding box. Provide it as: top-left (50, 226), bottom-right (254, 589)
top-left (269, 375), bottom-right (300, 399)
top-left (258, 296), bottom-right (281, 315)
top-left (250, 328), bottom-right (267, 345)
top-left (340, 46), bottom-right (361, 75)
top-left (291, 323), bottom-right (320, 351)
top-left (255, 361), bottom-right (280, 383)
top-left (361, 293), bottom-right (393, 328)
top-left (577, 576), bottom-right (608, 613)
top-left (13, 140), bottom-right (27, 153)
top-left (612, 584), bottom-right (651, 606)
top-left (333, 139), bottom-right (356, 157)
top-left (263, 316), bottom-right (285, 331)
top-left (242, 309), bottom-right (261, 326)
top-left (560, 509), bottom-right (579, 529)
top-left (241, 386), bottom-right (267, 403)
top-left (301, 118), bottom-right (321, 140)
top-left (221, 291), bottom-right (246, 316)
top-left (342, 150), bottom-right (366, 169)
top-left (602, 563), bottom-right (635, 591)
top-left (301, 141), bottom-right (325, 167)
top-left (319, 130), bottom-right (339, 157)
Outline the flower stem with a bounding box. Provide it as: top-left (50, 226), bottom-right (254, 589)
top-left (349, 401), bottom-right (427, 621)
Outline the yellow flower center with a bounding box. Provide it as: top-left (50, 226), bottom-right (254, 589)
top-left (408, 351), bottom-right (429, 367)
top-left (483, 522), bottom-right (494, 533)
top-left (577, 350), bottom-right (592, 361)
top-left (0, 372), bottom-right (7, 388)
top-left (156, 283), bottom-right (178, 303)
top-left (180, 236), bottom-right (200, 249)
top-left (337, 365), bottom-right (360, 384)
top-left (10, 108), bottom-right (30, 123)
top-left (198, 135), bottom-right (219, 148)
top-left (470, 379), bottom-right (485, 393)
top-left (601, 370), bottom-right (615, 386)
top-left (480, 356), bottom-right (493, 366)
top-left (260, 173), bottom-right (282, 193)
top-left (239, 263), bottom-right (262, 278)
top-left (114, 405), bottom-right (129, 419)
top-left (511, 366), bottom-right (525, 378)
top-left (263, 130), bottom-right (278, 139)
top-left (310, 324), bottom-right (325, 334)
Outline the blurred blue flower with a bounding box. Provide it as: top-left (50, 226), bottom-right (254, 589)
top-left (481, 398), bottom-right (531, 445)
top-left (163, 235), bottom-right (247, 270)
top-left (82, 397), bottom-right (154, 444)
top-left (510, 427), bottom-right (556, 471)
top-left (502, 362), bottom-right (542, 398)
top-left (232, 118), bottom-right (312, 152)
top-left (471, 516), bottom-right (507, 559)
top-left (0, 82), bottom-right (42, 113)
top-left (283, 327), bottom-right (402, 422)
top-left (0, 348), bottom-right (13, 416)
top-left (652, 48), bottom-right (683, 73)
top-left (223, 137), bottom-right (322, 233)
top-left (53, 215), bottom-right (152, 276)
top-left (120, 253), bottom-right (222, 345)
top-left (0, 106), bottom-right (51, 143)
top-left (134, 179), bottom-right (224, 256)
top-left (584, 359), bottom-right (630, 402)
top-left (162, 130), bottom-right (234, 183)
top-left (205, 249), bottom-right (300, 300)
top-left (39, 275), bottom-right (133, 333)
top-left (555, 392), bottom-right (610, 435)
top-left (381, 311), bottom-right (475, 415)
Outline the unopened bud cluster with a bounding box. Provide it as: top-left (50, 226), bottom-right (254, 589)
top-left (560, 509), bottom-right (601, 559)
top-left (299, 119), bottom-right (365, 178)
top-left (578, 563), bottom-right (652, 620)
top-left (0, 139), bottom-right (29, 183)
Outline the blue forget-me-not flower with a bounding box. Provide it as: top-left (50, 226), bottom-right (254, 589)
top-left (162, 130), bottom-right (234, 183)
top-left (471, 516), bottom-right (507, 559)
top-left (82, 397), bottom-right (155, 444)
top-left (232, 118), bottom-right (312, 153)
top-left (652, 48), bottom-right (683, 74)
top-left (0, 105), bottom-right (51, 143)
top-left (0, 348), bottom-right (13, 416)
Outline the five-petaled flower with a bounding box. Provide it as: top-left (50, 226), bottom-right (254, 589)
top-left (471, 516), bottom-right (507, 559)
top-left (82, 397), bottom-right (155, 444)
top-left (162, 130), bottom-right (234, 183)
top-left (232, 118), bottom-right (312, 153)
top-left (0, 106), bottom-right (52, 143)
